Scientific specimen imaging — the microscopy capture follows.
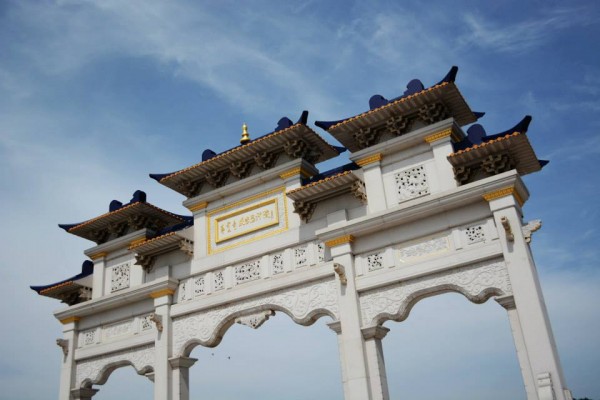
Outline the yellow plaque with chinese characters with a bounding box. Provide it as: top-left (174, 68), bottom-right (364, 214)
top-left (215, 199), bottom-right (279, 243)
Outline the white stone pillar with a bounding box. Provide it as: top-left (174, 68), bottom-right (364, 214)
top-left (424, 131), bottom-right (457, 191)
top-left (487, 191), bottom-right (570, 400)
top-left (356, 154), bottom-right (387, 213)
top-left (58, 317), bottom-right (79, 400)
top-left (327, 235), bottom-right (372, 400)
top-left (187, 202), bottom-right (208, 259)
top-left (496, 295), bottom-right (537, 399)
top-left (169, 356), bottom-right (198, 400)
top-left (90, 254), bottom-right (107, 299)
top-left (362, 326), bottom-right (390, 400)
top-left (151, 289), bottom-right (175, 400)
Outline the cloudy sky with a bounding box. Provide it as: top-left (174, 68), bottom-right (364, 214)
top-left (1, 1), bottom-right (599, 399)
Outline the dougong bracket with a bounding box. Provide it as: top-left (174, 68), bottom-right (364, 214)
top-left (149, 314), bottom-right (163, 332)
top-left (333, 263), bottom-right (348, 285)
top-left (56, 338), bottom-right (69, 356)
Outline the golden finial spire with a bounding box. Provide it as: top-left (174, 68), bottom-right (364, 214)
top-left (240, 123), bottom-right (250, 144)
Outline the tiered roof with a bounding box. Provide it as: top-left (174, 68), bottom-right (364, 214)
top-left (59, 190), bottom-right (191, 244)
top-left (150, 111), bottom-right (344, 197)
top-left (315, 66), bottom-right (483, 152)
top-left (30, 261), bottom-right (93, 305)
top-left (448, 116), bottom-right (547, 185)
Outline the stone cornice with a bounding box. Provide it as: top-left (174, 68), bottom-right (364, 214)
top-left (54, 277), bottom-right (179, 321)
top-left (317, 170), bottom-right (528, 243)
top-left (84, 229), bottom-right (153, 260)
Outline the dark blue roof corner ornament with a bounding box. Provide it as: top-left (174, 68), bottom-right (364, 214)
top-left (436, 65), bottom-right (459, 85)
top-left (202, 149), bottom-right (217, 161)
top-left (275, 117), bottom-right (294, 132)
top-left (369, 95), bottom-right (389, 110)
top-left (275, 110), bottom-right (309, 132)
top-left (297, 110), bottom-right (309, 125)
top-left (404, 79), bottom-right (425, 96)
top-left (109, 200), bottom-right (123, 212)
top-left (452, 116), bottom-right (546, 168)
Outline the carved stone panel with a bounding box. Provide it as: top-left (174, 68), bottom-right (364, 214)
top-left (172, 279), bottom-right (339, 355)
top-left (75, 345), bottom-right (154, 388)
top-left (110, 263), bottom-right (131, 292)
top-left (359, 259), bottom-right (512, 327)
top-left (395, 165), bottom-right (430, 203)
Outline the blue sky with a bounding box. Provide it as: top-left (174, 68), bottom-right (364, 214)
top-left (1, 1), bottom-right (599, 399)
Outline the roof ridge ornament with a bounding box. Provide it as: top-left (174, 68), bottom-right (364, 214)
top-left (240, 123), bottom-right (250, 144)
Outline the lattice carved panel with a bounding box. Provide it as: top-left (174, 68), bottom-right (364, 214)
top-left (359, 259), bottom-right (511, 327)
top-left (395, 165), bottom-right (430, 203)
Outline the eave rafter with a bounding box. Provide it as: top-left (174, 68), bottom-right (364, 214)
top-left (129, 232), bottom-right (194, 273)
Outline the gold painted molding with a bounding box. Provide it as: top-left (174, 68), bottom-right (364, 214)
top-left (483, 186), bottom-right (524, 207)
top-left (356, 153), bottom-right (383, 167)
top-left (129, 237), bottom-right (147, 248)
top-left (279, 167), bottom-right (312, 180)
top-left (89, 252), bottom-right (108, 261)
top-left (424, 128), bottom-right (453, 143)
top-left (60, 316), bottom-right (81, 324)
top-left (325, 235), bottom-right (355, 248)
top-left (188, 201), bottom-right (208, 212)
top-left (149, 289), bottom-right (175, 299)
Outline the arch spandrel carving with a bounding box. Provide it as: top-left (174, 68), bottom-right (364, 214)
top-left (75, 344), bottom-right (154, 389)
top-left (172, 278), bottom-right (339, 356)
top-left (359, 259), bottom-right (512, 327)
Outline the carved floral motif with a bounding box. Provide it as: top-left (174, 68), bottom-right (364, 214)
top-left (172, 279), bottom-right (339, 354)
top-left (75, 345), bottom-right (154, 388)
top-left (359, 259), bottom-right (511, 326)
top-left (397, 236), bottom-right (449, 262)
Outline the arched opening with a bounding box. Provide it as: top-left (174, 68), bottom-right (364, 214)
top-left (91, 364), bottom-right (153, 399)
top-left (383, 292), bottom-right (524, 400)
top-left (188, 312), bottom-right (343, 399)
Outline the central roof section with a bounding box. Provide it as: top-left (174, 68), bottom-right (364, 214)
top-left (151, 111), bottom-right (343, 198)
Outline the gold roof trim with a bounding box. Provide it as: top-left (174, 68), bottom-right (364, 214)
top-left (160, 123), bottom-right (338, 183)
top-left (287, 170), bottom-right (354, 195)
top-left (325, 235), bottom-right (355, 248)
top-left (449, 132), bottom-right (520, 157)
top-left (356, 153), bottom-right (383, 167)
top-left (328, 82), bottom-right (449, 131)
top-left (66, 202), bottom-right (186, 233)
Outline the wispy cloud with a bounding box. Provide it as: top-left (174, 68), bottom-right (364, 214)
top-left (460, 7), bottom-right (599, 53)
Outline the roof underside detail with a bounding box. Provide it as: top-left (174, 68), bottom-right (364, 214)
top-left (150, 115), bottom-right (343, 197)
top-left (448, 116), bottom-right (546, 185)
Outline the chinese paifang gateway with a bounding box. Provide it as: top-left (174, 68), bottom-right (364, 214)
top-left (32, 66), bottom-right (572, 400)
